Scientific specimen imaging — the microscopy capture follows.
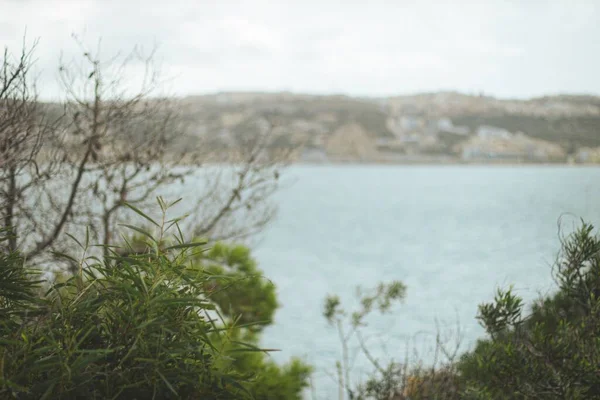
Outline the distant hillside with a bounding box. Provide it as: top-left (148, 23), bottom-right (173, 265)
top-left (452, 113), bottom-right (600, 150)
top-left (177, 92), bottom-right (600, 164)
top-left (42, 92), bottom-right (600, 164)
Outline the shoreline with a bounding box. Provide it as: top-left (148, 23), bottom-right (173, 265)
top-left (292, 160), bottom-right (600, 167)
top-left (34, 153), bottom-right (600, 168)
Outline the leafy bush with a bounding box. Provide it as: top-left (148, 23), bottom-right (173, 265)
top-left (120, 227), bottom-right (312, 399)
top-left (196, 243), bottom-right (312, 399)
top-left (0, 229), bottom-right (42, 332)
top-left (198, 243), bottom-right (279, 331)
top-left (458, 222), bottom-right (600, 399)
top-left (0, 200), bottom-right (262, 399)
top-left (0, 199), bottom-right (311, 399)
top-left (399, 366), bottom-right (463, 400)
top-left (324, 220), bottom-right (600, 400)
top-left (212, 326), bottom-right (312, 400)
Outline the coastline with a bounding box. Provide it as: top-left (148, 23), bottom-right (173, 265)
top-left (292, 159), bottom-right (600, 167)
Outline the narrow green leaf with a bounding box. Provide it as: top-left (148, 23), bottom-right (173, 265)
top-left (156, 196), bottom-right (167, 213)
top-left (52, 251), bottom-right (78, 264)
top-left (65, 232), bottom-right (83, 249)
top-left (75, 326), bottom-right (96, 348)
top-left (169, 198), bottom-right (183, 208)
top-left (39, 382), bottom-right (56, 400)
top-left (227, 347), bottom-right (280, 353)
top-left (118, 224), bottom-right (156, 242)
top-left (118, 336), bottom-right (140, 367)
top-left (229, 340), bottom-right (280, 353)
top-left (221, 375), bottom-right (253, 398)
top-left (165, 215), bottom-right (190, 233)
top-left (157, 370), bottom-right (178, 396)
top-left (124, 202), bottom-right (160, 227)
top-left (164, 241), bottom-right (208, 251)
top-left (0, 338), bottom-right (22, 346)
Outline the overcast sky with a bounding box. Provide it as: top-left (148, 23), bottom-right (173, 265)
top-left (2, 0), bottom-right (599, 99)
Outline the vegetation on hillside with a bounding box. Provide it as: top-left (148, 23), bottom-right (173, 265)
top-left (180, 92), bottom-right (600, 163)
top-left (453, 113), bottom-right (600, 150)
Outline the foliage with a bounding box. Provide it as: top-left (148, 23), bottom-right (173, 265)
top-left (458, 222), bottom-right (600, 399)
top-left (1, 34), bottom-right (296, 397)
top-left (323, 281), bottom-right (407, 400)
top-left (346, 331), bottom-right (464, 400)
top-left (324, 281), bottom-right (406, 328)
top-left (198, 243), bottom-right (278, 331)
top-left (195, 243), bottom-right (314, 398)
top-left (211, 327), bottom-right (312, 400)
top-left (121, 228), bottom-right (311, 399)
top-left (397, 366), bottom-right (464, 400)
top-left (0, 200), bottom-right (263, 399)
top-left (453, 113), bottom-right (600, 151)
top-left (333, 221), bottom-right (600, 400)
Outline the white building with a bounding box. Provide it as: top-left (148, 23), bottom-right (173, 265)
top-left (399, 116), bottom-right (422, 131)
top-left (476, 125), bottom-right (512, 140)
top-left (437, 118), bottom-right (470, 135)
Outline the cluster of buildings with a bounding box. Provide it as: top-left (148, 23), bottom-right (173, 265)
top-left (298, 113), bottom-right (571, 163)
top-left (183, 93), bottom-right (600, 164)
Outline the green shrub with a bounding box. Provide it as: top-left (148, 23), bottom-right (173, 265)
top-left (198, 243), bottom-right (279, 331)
top-left (0, 229), bottom-right (42, 331)
top-left (324, 221), bottom-right (600, 400)
top-left (0, 200), bottom-right (256, 399)
top-left (458, 222), bottom-right (600, 399)
top-left (0, 199), bottom-right (311, 399)
top-left (120, 229), bottom-right (312, 399)
top-left (210, 327), bottom-right (311, 400)
top-left (196, 243), bottom-right (312, 399)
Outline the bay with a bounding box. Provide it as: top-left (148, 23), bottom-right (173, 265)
top-left (253, 165), bottom-right (600, 398)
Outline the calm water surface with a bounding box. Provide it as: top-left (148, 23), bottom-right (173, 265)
top-left (252, 165), bottom-right (600, 398)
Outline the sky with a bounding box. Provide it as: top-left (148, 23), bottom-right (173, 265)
top-left (1, 0), bottom-right (599, 100)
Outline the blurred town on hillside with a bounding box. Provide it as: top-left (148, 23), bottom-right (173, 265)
top-left (174, 91), bottom-right (600, 164)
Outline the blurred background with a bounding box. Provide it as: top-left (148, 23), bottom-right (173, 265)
top-left (2, 1), bottom-right (600, 399)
